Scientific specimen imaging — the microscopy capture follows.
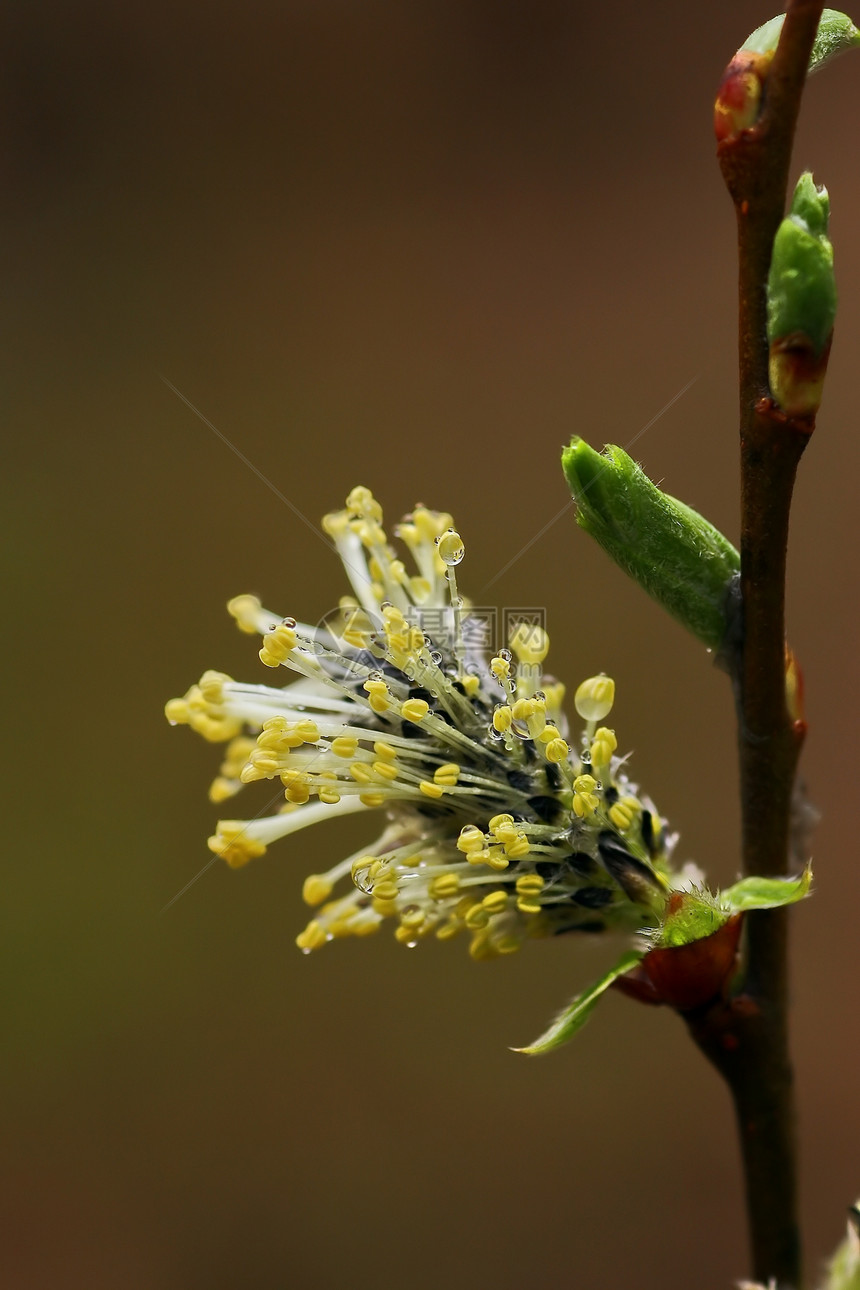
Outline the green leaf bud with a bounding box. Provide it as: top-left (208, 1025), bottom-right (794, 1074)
top-left (767, 172), bottom-right (837, 417)
top-left (743, 8), bottom-right (860, 73)
top-left (561, 437), bottom-right (740, 652)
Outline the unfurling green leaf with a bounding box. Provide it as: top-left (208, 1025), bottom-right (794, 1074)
top-left (561, 437), bottom-right (739, 652)
top-left (742, 8), bottom-right (860, 73)
top-left (512, 950), bottom-right (644, 1055)
top-left (514, 870), bottom-right (811, 1050)
top-left (767, 173), bottom-right (837, 417)
top-left (721, 865), bottom-right (813, 914)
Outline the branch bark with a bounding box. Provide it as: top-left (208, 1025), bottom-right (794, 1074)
top-left (688, 4), bottom-right (824, 1287)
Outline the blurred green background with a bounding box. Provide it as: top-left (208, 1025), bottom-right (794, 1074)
top-left (4, 2), bottom-right (859, 1286)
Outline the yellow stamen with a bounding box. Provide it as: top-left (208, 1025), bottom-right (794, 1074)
top-left (227, 594), bottom-right (263, 634)
top-left (515, 873), bottom-right (545, 897)
top-left (207, 823), bottom-right (267, 869)
top-left (302, 874), bottom-right (333, 906)
top-left (493, 705), bottom-right (513, 733)
top-left (401, 698), bottom-right (429, 723)
top-left (509, 622), bottom-right (550, 665)
top-left (296, 920), bottom-right (328, 951)
top-left (433, 762), bottom-right (460, 786)
top-left (430, 873), bottom-right (461, 899)
top-left (574, 674), bottom-right (616, 722)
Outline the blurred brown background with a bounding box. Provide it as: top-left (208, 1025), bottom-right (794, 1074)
top-left (3, 2), bottom-right (858, 1286)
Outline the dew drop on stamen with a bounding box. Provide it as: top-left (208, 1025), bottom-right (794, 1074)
top-left (436, 529), bottom-right (465, 567)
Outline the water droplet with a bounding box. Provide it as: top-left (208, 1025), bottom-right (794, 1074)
top-left (436, 528), bottom-right (465, 566)
top-left (282, 616), bottom-right (297, 628)
top-left (429, 650), bottom-right (443, 666)
top-left (499, 648), bottom-right (512, 663)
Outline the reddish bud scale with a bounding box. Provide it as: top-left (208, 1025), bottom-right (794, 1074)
top-left (614, 907), bottom-right (745, 1013)
top-left (784, 644), bottom-right (806, 733)
top-left (713, 50), bottom-right (773, 142)
top-left (641, 912), bottom-right (743, 1011)
top-left (769, 331), bottom-right (833, 420)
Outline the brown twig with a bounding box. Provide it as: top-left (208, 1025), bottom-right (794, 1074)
top-left (686, 4), bottom-right (824, 1288)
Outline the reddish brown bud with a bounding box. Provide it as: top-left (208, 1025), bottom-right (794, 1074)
top-left (785, 644), bottom-right (806, 731)
top-left (638, 912), bottom-right (744, 1012)
top-left (714, 50), bottom-right (773, 142)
